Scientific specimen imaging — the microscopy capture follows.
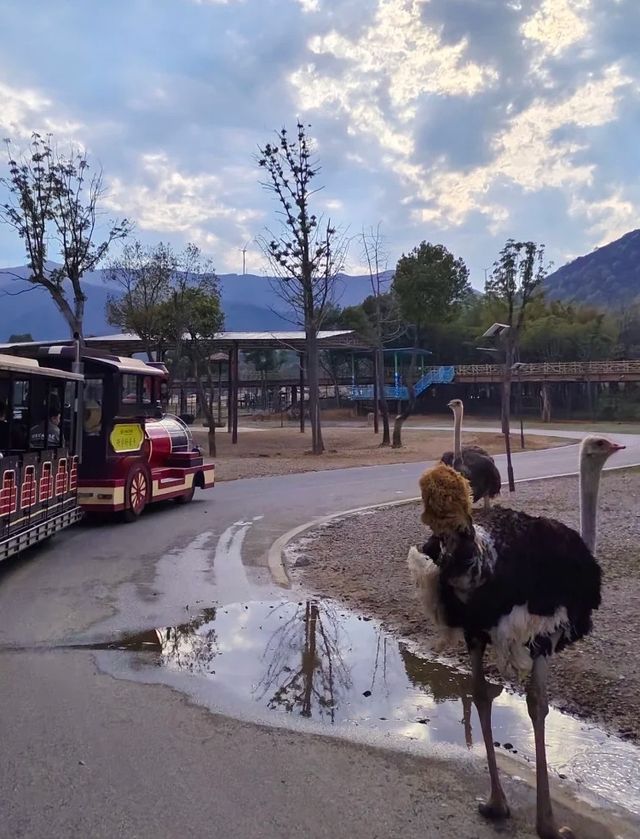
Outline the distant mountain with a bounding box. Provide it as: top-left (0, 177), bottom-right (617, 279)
top-left (545, 229), bottom-right (640, 309)
top-left (0, 265), bottom-right (384, 340)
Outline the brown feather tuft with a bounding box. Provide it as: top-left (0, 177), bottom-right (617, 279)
top-left (418, 462), bottom-right (473, 534)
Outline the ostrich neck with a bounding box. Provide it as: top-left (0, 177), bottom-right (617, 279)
top-left (579, 460), bottom-right (602, 554)
top-left (453, 409), bottom-right (462, 459)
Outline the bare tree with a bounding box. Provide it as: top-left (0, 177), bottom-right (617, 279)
top-left (105, 240), bottom-right (175, 360)
top-left (257, 123), bottom-right (348, 455)
top-left (0, 132), bottom-right (130, 339)
top-left (486, 240), bottom-right (547, 490)
top-left (360, 224), bottom-right (402, 446)
top-left (157, 244), bottom-right (223, 456)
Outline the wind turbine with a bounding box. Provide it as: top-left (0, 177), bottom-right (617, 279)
top-left (240, 241), bottom-right (250, 275)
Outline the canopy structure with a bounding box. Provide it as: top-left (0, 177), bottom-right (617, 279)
top-left (0, 330), bottom-right (374, 445)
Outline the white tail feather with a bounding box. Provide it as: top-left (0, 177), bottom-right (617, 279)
top-left (407, 546), bottom-right (463, 650)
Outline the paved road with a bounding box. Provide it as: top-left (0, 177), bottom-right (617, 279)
top-left (1, 426), bottom-right (638, 838)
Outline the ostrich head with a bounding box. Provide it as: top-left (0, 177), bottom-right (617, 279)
top-left (579, 435), bottom-right (625, 554)
top-left (580, 435), bottom-right (625, 465)
top-left (447, 398), bottom-right (463, 415)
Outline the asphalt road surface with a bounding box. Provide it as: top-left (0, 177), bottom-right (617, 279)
top-left (1, 426), bottom-right (639, 838)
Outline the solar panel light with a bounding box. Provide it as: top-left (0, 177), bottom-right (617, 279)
top-left (481, 322), bottom-right (511, 339)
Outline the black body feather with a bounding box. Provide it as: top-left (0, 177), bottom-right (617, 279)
top-left (421, 506), bottom-right (601, 656)
top-left (441, 447), bottom-right (502, 503)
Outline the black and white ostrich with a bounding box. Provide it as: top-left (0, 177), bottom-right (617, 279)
top-left (440, 398), bottom-right (501, 510)
top-left (408, 435), bottom-right (624, 839)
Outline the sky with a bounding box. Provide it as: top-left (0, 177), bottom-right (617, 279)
top-left (0, 0), bottom-right (638, 290)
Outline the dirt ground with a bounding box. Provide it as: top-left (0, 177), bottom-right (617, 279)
top-left (192, 424), bottom-right (570, 481)
top-left (286, 469), bottom-right (640, 743)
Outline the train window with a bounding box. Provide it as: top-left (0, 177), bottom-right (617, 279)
top-left (84, 378), bottom-right (103, 436)
top-left (10, 379), bottom-right (29, 450)
top-left (141, 376), bottom-right (153, 404)
top-left (121, 374), bottom-right (139, 404)
top-left (29, 384), bottom-right (63, 449)
top-left (0, 379), bottom-right (9, 451)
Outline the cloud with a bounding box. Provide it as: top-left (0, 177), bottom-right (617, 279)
top-left (104, 152), bottom-right (263, 270)
top-left (415, 62), bottom-right (633, 227)
top-left (521, 0), bottom-right (592, 57)
top-left (569, 189), bottom-right (638, 245)
top-left (0, 0), bottom-right (639, 288)
top-left (292, 0), bottom-right (498, 150)
top-left (0, 80), bottom-right (83, 143)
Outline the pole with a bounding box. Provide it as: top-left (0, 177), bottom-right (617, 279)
top-left (217, 361), bottom-right (223, 426)
top-left (227, 349), bottom-right (233, 433)
top-left (372, 349), bottom-right (379, 435)
top-left (518, 372), bottom-right (525, 449)
top-left (232, 342), bottom-right (239, 445)
top-left (72, 332), bottom-right (84, 464)
top-left (299, 351), bottom-right (305, 433)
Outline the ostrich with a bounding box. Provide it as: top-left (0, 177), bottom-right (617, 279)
top-left (440, 398), bottom-right (501, 509)
top-left (407, 435), bottom-right (624, 839)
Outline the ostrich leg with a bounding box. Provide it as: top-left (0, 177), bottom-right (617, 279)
top-left (526, 656), bottom-right (574, 839)
top-left (468, 640), bottom-right (510, 819)
top-left (483, 495), bottom-right (491, 511)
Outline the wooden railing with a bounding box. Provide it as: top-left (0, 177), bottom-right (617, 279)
top-left (453, 360), bottom-right (640, 378)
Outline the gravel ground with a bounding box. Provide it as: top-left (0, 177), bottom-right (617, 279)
top-left (287, 469), bottom-right (640, 743)
top-left (191, 425), bottom-right (569, 481)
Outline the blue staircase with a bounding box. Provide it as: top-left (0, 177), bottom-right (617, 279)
top-left (348, 366), bottom-right (455, 401)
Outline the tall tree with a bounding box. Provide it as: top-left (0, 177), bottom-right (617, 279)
top-left (485, 239), bottom-right (547, 489)
top-left (391, 241), bottom-right (471, 446)
top-left (360, 224), bottom-right (401, 445)
top-left (157, 245), bottom-right (223, 456)
top-left (257, 123), bottom-right (347, 455)
top-left (0, 132), bottom-right (130, 338)
top-left (105, 240), bottom-right (175, 360)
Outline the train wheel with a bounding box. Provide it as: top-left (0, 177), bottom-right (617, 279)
top-left (175, 485), bottom-right (195, 505)
top-left (123, 465), bottom-right (151, 522)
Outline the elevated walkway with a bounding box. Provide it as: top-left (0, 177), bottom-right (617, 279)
top-left (348, 366), bottom-right (455, 401)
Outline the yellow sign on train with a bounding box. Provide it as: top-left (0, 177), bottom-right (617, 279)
top-left (110, 423), bottom-right (144, 453)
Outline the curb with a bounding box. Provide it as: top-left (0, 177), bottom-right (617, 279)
top-left (267, 496), bottom-right (419, 587)
top-left (268, 459), bottom-right (640, 586)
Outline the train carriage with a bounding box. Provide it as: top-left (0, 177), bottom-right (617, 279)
top-left (0, 354), bottom-right (83, 561)
top-left (38, 346), bottom-right (215, 520)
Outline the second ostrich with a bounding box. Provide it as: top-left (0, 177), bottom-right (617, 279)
top-left (440, 398), bottom-right (501, 509)
top-left (408, 435), bottom-right (624, 839)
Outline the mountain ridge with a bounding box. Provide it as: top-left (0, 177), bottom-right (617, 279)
top-left (544, 229), bottom-right (640, 308)
top-left (0, 266), bottom-right (383, 340)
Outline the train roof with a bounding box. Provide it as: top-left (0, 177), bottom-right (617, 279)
top-left (40, 346), bottom-right (167, 377)
top-left (0, 352), bottom-right (84, 381)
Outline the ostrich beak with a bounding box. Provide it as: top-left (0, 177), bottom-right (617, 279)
top-left (609, 442), bottom-right (626, 453)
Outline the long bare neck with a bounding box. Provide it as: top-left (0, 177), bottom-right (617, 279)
top-left (453, 408), bottom-right (462, 459)
top-left (579, 457), bottom-right (602, 554)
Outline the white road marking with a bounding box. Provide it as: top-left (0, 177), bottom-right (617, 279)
top-left (213, 515), bottom-right (263, 601)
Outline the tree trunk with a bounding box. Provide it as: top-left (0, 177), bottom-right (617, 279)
top-left (194, 364), bottom-right (216, 457)
top-left (306, 326), bottom-right (324, 455)
top-left (392, 386), bottom-right (415, 448)
top-left (502, 345), bottom-right (515, 492)
top-left (540, 383), bottom-right (551, 422)
top-left (376, 347), bottom-right (391, 446)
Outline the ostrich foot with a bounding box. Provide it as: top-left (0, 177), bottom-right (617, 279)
top-left (478, 796), bottom-right (510, 820)
top-left (537, 825), bottom-right (574, 839)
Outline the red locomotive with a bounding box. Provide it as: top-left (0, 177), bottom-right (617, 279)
top-left (39, 346), bottom-right (214, 520)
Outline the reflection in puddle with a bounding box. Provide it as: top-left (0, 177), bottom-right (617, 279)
top-left (96, 599), bottom-right (640, 818)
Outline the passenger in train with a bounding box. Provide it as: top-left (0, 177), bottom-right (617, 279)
top-left (0, 399), bottom-right (8, 451)
top-left (30, 403), bottom-right (62, 448)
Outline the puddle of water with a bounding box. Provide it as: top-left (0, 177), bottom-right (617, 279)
top-left (95, 598), bottom-right (640, 821)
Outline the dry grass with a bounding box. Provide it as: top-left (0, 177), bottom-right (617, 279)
top-left (191, 425), bottom-right (572, 481)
